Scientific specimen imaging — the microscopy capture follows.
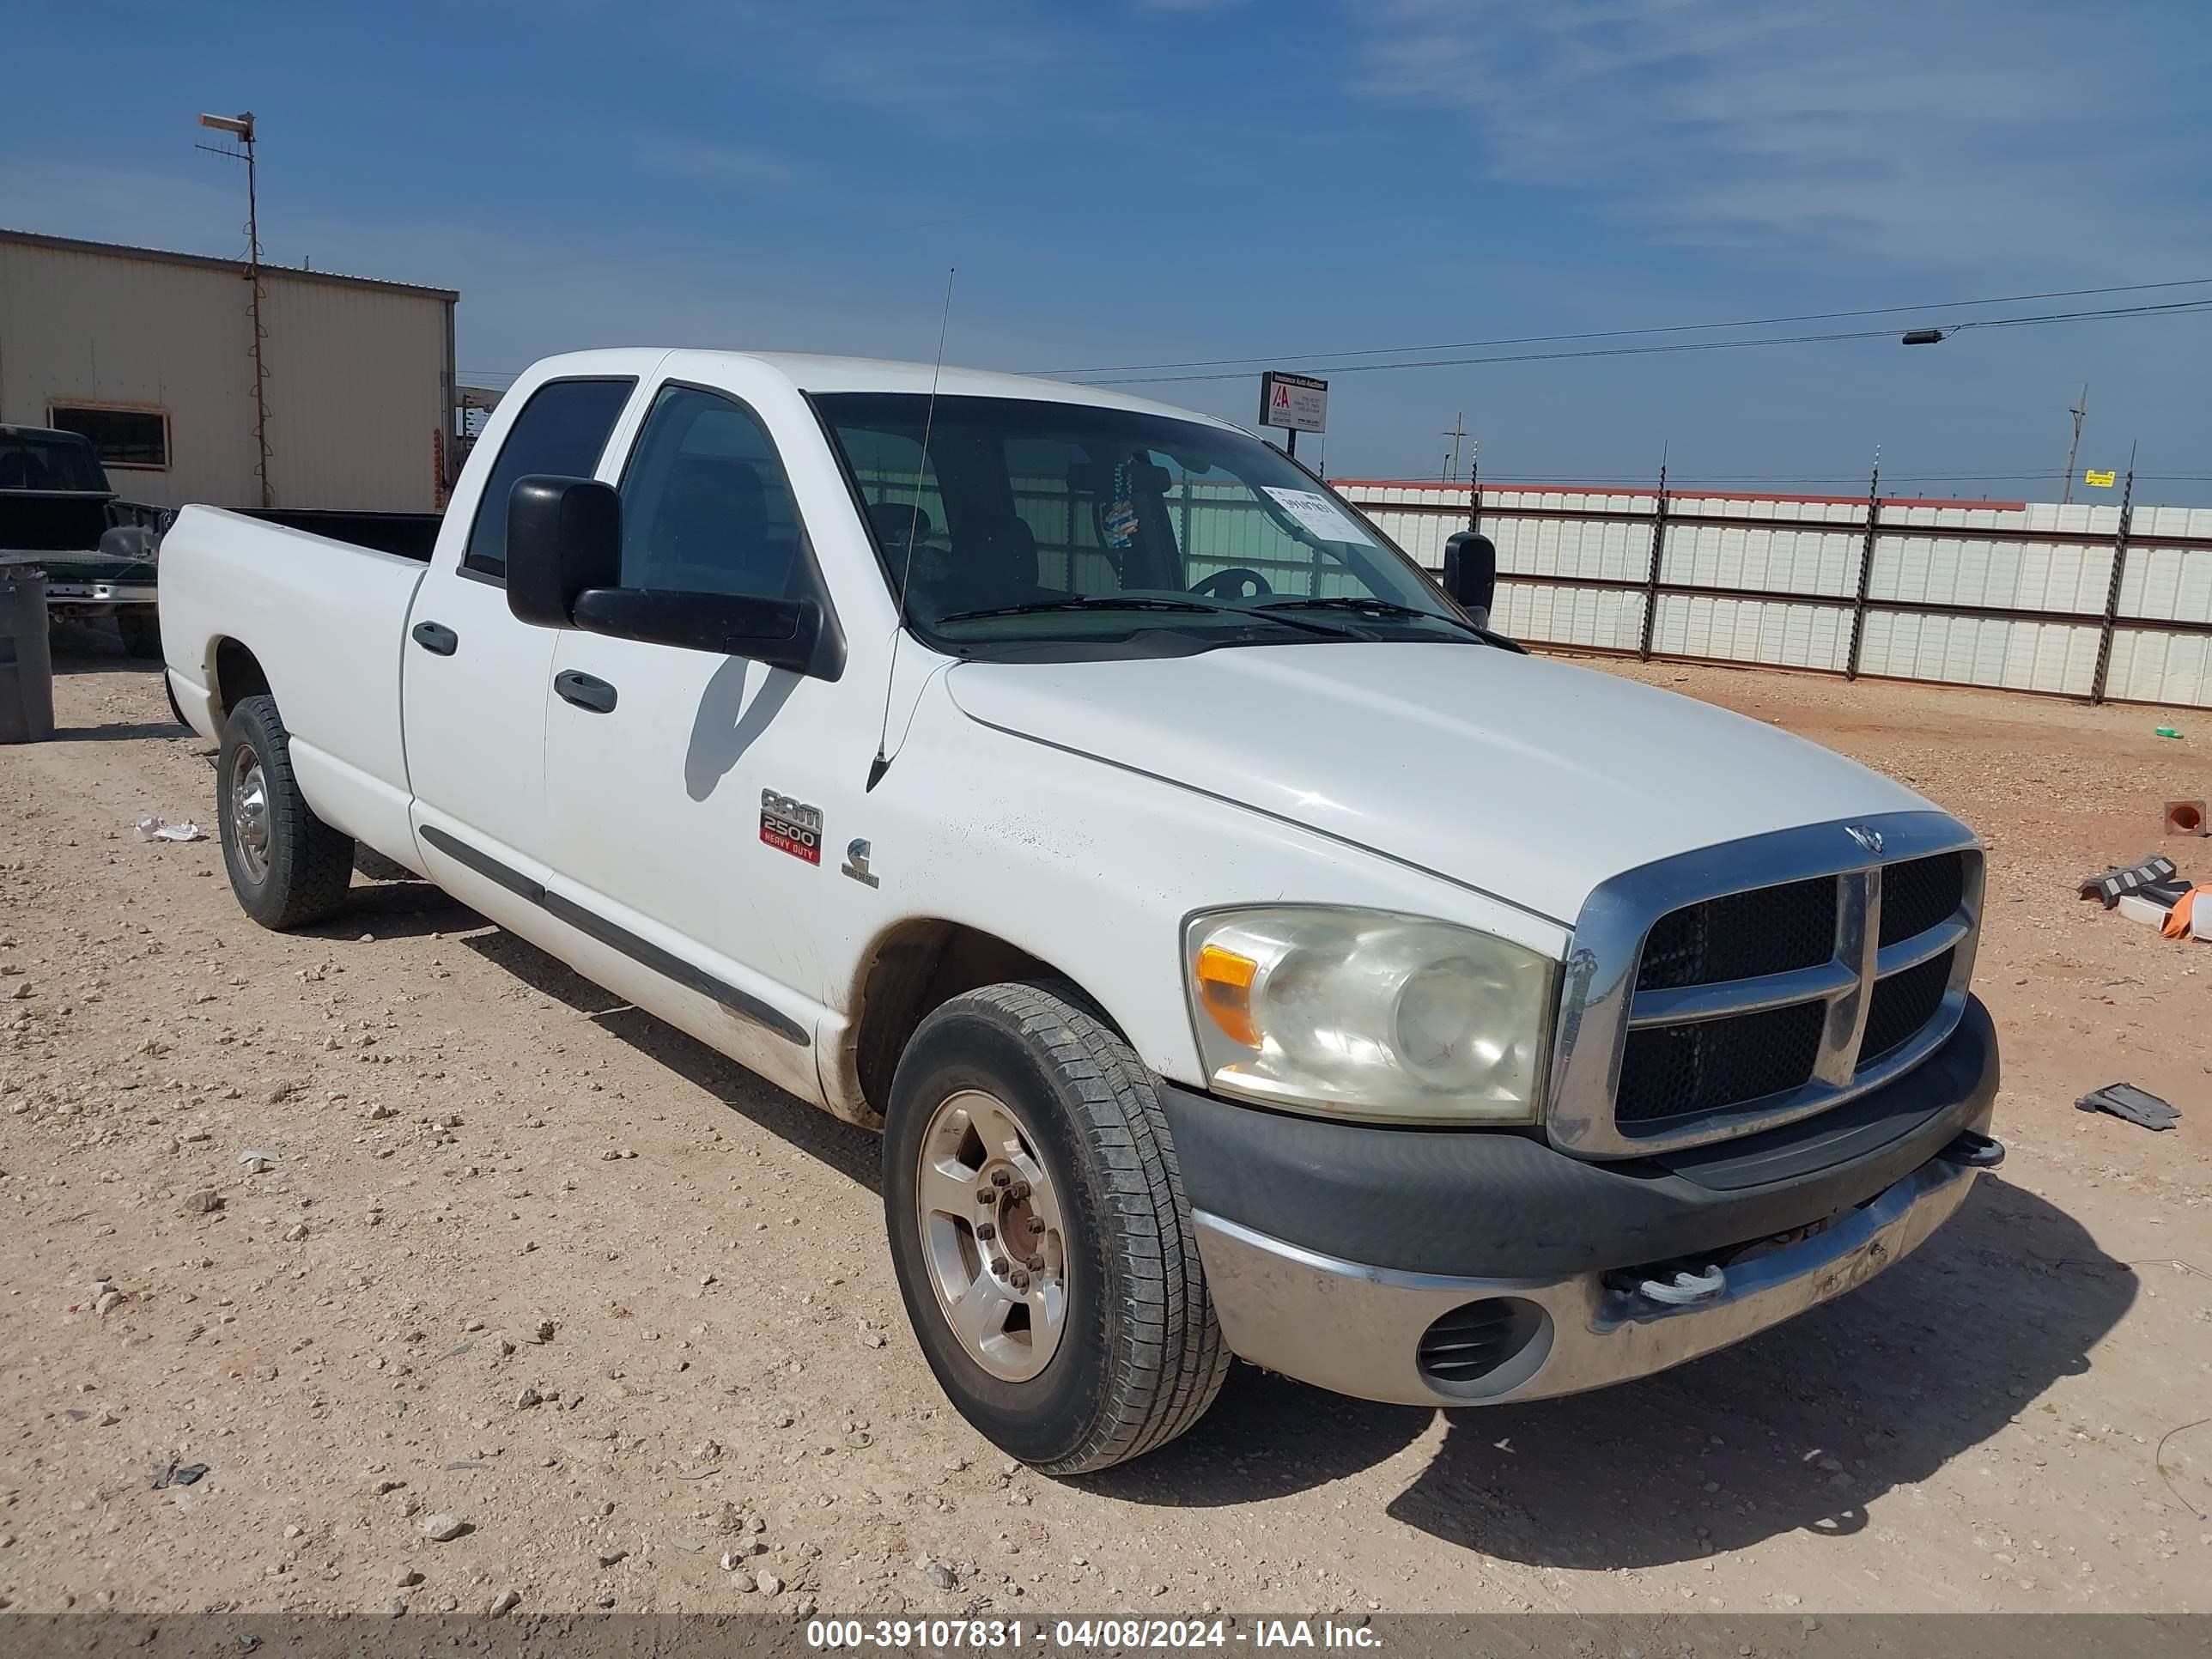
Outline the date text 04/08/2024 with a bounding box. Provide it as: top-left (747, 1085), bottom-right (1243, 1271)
top-left (804, 1620), bottom-right (1382, 1650)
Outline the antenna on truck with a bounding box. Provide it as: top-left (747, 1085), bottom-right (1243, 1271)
top-left (868, 266), bottom-right (957, 793)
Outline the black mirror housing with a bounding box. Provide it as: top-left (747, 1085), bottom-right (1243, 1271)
top-left (1443, 531), bottom-right (1498, 629)
top-left (507, 475), bottom-right (621, 628)
top-left (569, 587), bottom-right (847, 682)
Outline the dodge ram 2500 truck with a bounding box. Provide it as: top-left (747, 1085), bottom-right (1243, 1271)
top-left (159, 350), bottom-right (2002, 1473)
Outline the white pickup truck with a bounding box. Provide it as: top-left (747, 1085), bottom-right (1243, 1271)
top-left (160, 349), bottom-right (2002, 1472)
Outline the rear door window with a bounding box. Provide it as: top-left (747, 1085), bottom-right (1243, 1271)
top-left (462, 378), bottom-right (636, 579)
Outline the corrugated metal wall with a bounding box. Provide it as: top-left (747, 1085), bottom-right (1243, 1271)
top-left (1339, 481), bottom-right (2212, 708)
top-left (0, 233), bottom-right (452, 512)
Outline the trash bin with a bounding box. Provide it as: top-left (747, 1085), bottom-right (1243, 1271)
top-left (0, 565), bottom-right (57, 744)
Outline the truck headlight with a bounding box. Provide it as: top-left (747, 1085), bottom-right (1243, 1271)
top-left (1182, 907), bottom-right (1556, 1124)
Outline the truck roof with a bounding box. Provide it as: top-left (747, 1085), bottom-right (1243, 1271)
top-left (524, 349), bottom-right (1242, 428)
top-left (0, 423), bottom-right (95, 447)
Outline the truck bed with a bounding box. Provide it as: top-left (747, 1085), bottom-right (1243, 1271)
top-left (159, 506), bottom-right (432, 868)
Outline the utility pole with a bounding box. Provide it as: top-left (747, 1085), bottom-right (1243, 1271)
top-left (1441, 412), bottom-right (1468, 485)
top-left (197, 111), bottom-right (272, 508)
top-left (2061, 382), bottom-right (2087, 506)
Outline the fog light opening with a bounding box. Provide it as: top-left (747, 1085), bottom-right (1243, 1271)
top-left (1415, 1296), bottom-right (1550, 1399)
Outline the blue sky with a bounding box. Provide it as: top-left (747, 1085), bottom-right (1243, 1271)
top-left (9, 1), bottom-right (2211, 501)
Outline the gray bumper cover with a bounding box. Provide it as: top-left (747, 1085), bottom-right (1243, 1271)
top-left (1194, 1145), bottom-right (1990, 1407)
top-left (1162, 996), bottom-right (2002, 1407)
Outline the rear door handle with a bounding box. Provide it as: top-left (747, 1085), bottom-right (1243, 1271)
top-left (555, 669), bottom-right (617, 714)
top-left (411, 620), bottom-right (459, 656)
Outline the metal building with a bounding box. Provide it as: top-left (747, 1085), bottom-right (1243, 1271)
top-left (0, 228), bottom-right (456, 513)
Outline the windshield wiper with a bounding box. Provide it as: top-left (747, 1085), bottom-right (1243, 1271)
top-left (1257, 595), bottom-right (1492, 641)
top-left (934, 595), bottom-right (1352, 636)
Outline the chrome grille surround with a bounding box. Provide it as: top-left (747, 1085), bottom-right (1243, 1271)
top-left (1546, 811), bottom-right (1984, 1159)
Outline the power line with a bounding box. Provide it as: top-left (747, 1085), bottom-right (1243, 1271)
top-left (1037, 276), bottom-right (2212, 379)
top-left (1070, 297), bottom-right (2212, 386)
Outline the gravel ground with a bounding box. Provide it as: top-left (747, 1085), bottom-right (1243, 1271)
top-left (2, 629), bottom-right (2208, 1619)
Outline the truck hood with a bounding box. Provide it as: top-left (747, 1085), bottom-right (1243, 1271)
top-left (944, 642), bottom-right (1932, 926)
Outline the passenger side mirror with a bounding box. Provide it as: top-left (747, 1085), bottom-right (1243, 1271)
top-left (1442, 531), bottom-right (1498, 629)
top-left (506, 475), bottom-right (621, 628)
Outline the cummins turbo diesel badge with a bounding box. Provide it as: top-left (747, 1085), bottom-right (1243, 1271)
top-left (760, 790), bottom-right (823, 865)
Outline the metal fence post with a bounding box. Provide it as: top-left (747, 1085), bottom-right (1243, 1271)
top-left (1844, 461), bottom-right (1881, 681)
top-left (2089, 460), bottom-right (2136, 704)
top-left (1639, 461), bottom-right (1669, 661)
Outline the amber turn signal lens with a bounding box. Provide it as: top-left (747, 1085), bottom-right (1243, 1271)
top-left (1194, 943), bottom-right (1261, 1048)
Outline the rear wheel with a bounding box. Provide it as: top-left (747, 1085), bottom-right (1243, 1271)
top-left (217, 694), bottom-right (356, 929)
top-left (883, 980), bottom-right (1228, 1474)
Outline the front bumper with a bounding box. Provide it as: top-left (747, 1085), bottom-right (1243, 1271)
top-left (1163, 994), bottom-right (2001, 1407)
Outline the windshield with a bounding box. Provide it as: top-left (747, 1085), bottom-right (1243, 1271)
top-left (0, 430), bottom-right (108, 494)
top-left (814, 393), bottom-right (1474, 656)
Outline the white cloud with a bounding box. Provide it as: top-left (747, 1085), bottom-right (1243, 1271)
top-left (629, 133), bottom-right (792, 187)
top-left (1352, 0), bottom-right (2212, 274)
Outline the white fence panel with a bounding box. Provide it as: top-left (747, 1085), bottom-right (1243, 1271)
top-left (2117, 546), bottom-right (2212, 626)
top-left (1662, 524), bottom-right (1861, 598)
top-left (1334, 482), bottom-right (2212, 707)
top-left (2102, 630), bottom-right (2212, 705)
top-left (1496, 583), bottom-right (1646, 653)
top-left (1855, 612), bottom-right (2100, 695)
top-left (1867, 536), bottom-right (2113, 615)
top-left (1650, 595), bottom-right (1853, 671)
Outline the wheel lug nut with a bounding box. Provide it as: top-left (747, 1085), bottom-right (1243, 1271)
top-left (1026, 1255), bottom-right (1044, 1272)
top-left (975, 1222), bottom-right (996, 1242)
top-left (1008, 1180), bottom-right (1030, 1200)
top-left (1010, 1270), bottom-right (1030, 1291)
top-left (975, 1184), bottom-right (994, 1204)
top-left (991, 1169), bottom-right (1012, 1188)
top-left (1027, 1217), bottom-right (1046, 1236)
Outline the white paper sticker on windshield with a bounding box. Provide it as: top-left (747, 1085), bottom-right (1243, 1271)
top-left (1263, 487), bottom-right (1376, 546)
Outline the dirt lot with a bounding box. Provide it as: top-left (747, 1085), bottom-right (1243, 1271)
top-left (3, 631), bottom-right (2209, 1620)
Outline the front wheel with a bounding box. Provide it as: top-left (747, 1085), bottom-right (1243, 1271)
top-left (883, 981), bottom-right (1228, 1474)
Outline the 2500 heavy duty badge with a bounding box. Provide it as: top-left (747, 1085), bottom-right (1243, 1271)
top-left (760, 790), bottom-right (823, 865)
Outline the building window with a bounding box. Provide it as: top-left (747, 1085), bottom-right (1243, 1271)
top-left (47, 404), bottom-right (170, 471)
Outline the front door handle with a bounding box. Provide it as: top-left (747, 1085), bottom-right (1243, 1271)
top-left (555, 669), bottom-right (618, 714)
top-left (411, 620), bottom-right (459, 656)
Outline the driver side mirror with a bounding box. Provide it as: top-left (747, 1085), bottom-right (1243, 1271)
top-left (506, 475), bottom-right (621, 627)
top-left (1442, 531), bottom-right (1498, 629)
top-left (504, 473), bottom-right (845, 681)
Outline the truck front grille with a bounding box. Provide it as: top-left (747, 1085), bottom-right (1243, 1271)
top-left (1616, 1000), bottom-right (1828, 1123)
top-left (1546, 814), bottom-right (1984, 1158)
top-left (1878, 852), bottom-right (1966, 946)
top-left (1861, 947), bottom-right (1956, 1064)
top-left (1635, 875), bottom-right (1837, 991)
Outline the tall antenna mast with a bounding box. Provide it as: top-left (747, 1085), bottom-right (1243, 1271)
top-left (868, 267), bottom-right (957, 792)
top-left (198, 112), bottom-right (270, 508)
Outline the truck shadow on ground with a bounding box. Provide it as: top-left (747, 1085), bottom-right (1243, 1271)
top-left (444, 909), bottom-right (887, 1191)
top-left (1092, 1178), bottom-right (2136, 1570)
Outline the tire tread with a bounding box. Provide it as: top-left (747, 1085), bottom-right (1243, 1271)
top-left (221, 694), bottom-right (355, 930)
top-left (950, 980), bottom-right (1229, 1474)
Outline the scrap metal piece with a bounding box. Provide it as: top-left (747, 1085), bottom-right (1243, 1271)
top-left (2075, 1083), bottom-right (2181, 1131)
top-left (2079, 854), bottom-right (2181, 909)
